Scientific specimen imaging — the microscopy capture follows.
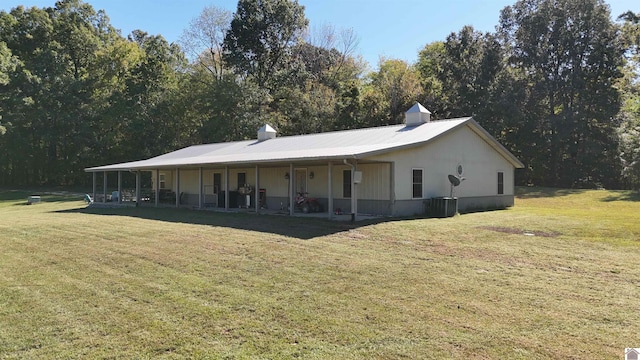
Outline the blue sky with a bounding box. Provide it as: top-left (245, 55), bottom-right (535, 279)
top-left (2, 0), bottom-right (638, 69)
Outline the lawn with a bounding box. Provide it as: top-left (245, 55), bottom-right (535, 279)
top-left (0, 188), bottom-right (639, 359)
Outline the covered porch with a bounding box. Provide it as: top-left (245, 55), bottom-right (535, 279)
top-left (87, 159), bottom-right (395, 220)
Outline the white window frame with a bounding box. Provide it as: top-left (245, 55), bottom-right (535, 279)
top-left (159, 173), bottom-right (166, 189)
top-left (343, 169), bottom-right (351, 198)
top-left (412, 168), bottom-right (424, 199)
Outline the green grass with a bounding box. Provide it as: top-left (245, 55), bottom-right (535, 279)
top-left (0, 188), bottom-right (639, 359)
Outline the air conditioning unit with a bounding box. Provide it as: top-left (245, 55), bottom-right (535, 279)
top-left (427, 197), bottom-right (458, 218)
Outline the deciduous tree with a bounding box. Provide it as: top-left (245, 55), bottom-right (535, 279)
top-left (498, 0), bottom-right (623, 188)
top-left (179, 5), bottom-right (231, 81)
top-left (223, 0), bottom-right (308, 89)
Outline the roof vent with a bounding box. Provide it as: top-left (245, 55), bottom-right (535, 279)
top-left (405, 102), bottom-right (431, 126)
top-left (257, 124), bottom-right (277, 141)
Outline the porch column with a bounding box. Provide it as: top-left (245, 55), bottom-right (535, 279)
top-left (135, 171), bottom-right (141, 205)
top-left (224, 166), bottom-right (229, 210)
top-left (327, 162), bottom-right (333, 220)
top-left (255, 165), bottom-right (260, 213)
top-left (175, 168), bottom-right (180, 207)
top-left (289, 163), bottom-right (294, 216)
top-left (389, 162), bottom-right (395, 216)
top-left (117, 171), bottom-right (122, 204)
top-left (353, 161), bottom-right (358, 219)
top-left (92, 172), bottom-right (96, 202)
top-left (103, 171), bottom-right (107, 203)
top-left (198, 167), bottom-right (203, 209)
top-left (155, 169), bottom-right (159, 207)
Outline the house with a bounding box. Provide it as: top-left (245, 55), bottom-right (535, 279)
top-left (85, 103), bottom-right (524, 218)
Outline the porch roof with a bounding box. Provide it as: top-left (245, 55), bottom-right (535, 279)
top-left (85, 117), bottom-right (524, 172)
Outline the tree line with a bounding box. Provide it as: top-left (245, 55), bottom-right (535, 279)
top-left (0, 0), bottom-right (639, 189)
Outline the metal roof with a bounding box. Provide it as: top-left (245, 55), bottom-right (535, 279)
top-left (85, 117), bottom-right (524, 172)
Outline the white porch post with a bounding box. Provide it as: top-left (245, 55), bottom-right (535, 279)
top-left (198, 167), bottom-right (203, 209)
top-left (353, 160), bottom-right (358, 219)
top-left (390, 162), bottom-right (395, 216)
top-left (135, 171), bottom-right (141, 204)
top-left (255, 165), bottom-right (260, 213)
top-left (175, 168), bottom-right (180, 207)
top-left (117, 171), bottom-right (122, 204)
top-left (154, 169), bottom-right (159, 207)
top-left (224, 166), bottom-right (229, 210)
top-left (103, 171), bottom-right (107, 203)
top-left (289, 163), bottom-right (294, 216)
top-left (92, 172), bottom-right (96, 202)
top-left (328, 161), bottom-right (333, 220)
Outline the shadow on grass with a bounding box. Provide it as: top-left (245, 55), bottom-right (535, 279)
top-left (515, 186), bottom-right (588, 199)
top-left (53, 206), bottom-right (396, 240)
top-left (514, 186), bottom-right (640, 202)
top-left (0, 190), bottom-right (83, 204)
top-left (600, 191), bottom-right (640, 202)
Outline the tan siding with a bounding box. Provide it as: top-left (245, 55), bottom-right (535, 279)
top-left (258, 167), bottom-right (289, 197)
top-left (179, 170), bottom-right (199, 194)
top-left (369, 124), bottom-right (515, 201)
top-left (357, 163), bottom-right (390, 200)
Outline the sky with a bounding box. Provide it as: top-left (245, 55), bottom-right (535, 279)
top-left (2, 0), bottom-right (638, 69)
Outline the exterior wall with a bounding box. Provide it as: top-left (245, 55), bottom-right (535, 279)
top-left (369, 124), bottom-right (516, 216)
top-left (152, 168), bottom-right (229, 206)
top-left (149, 163), bottom-right (392, 213)
top-left (144, 125), bottom-right (517, 217)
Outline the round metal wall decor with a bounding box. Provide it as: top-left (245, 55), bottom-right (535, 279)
top-left (456, 163), bottom-right (464, 177)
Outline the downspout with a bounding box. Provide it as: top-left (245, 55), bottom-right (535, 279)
top-left (343, 159), bottom-right (356, 222)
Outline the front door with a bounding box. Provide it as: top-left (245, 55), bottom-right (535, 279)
top-left (294, 169), bottom-right (307, 195)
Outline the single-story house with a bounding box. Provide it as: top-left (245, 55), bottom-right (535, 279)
top-left (85, 103), bottom-right (524, 218)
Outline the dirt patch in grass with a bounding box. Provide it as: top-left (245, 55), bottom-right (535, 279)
top-left (478, 226), bottom-right (561, 238)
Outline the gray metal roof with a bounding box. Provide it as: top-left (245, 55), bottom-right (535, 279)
top-left (85, 117), bottom-right (524, 172)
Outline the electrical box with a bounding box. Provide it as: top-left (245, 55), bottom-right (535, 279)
top-left (353, 171), bottom-right (363, 184)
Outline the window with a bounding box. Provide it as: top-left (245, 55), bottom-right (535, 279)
top-left (159, 173), bottom-right (166, 189)
top-left (237, 172), bottom-right (246, 189)
top-left (343, 170), bottom-right (351, 198)
top-left (497, 172), bottom-right (504, 195)
top-left (213, 173), bottom-right (221, 194)
top-left (412, 169), bottom-right (423, 199)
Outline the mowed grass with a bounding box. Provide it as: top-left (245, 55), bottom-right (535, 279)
top-left (0, 188), bottom-right (639, 359)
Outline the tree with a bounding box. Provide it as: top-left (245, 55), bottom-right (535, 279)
top-left (118, 30), bottom-right (188, 159)
top-left (223, 0), bottom-right (308, 89)
top-left (616, 11), bottom-right (640, 189)
top-left (179, 5), bottom-right (231, 81)
top-left (498, 0), bottom-right (624, 188)
top-left (0, 41), bottom-right (18, 135)
top-left (0, 0), bottom-right (117, 185)
top-left (417, 27), bottom-right (504, 123)
top-left (416, 41), bottom-right (448, 118)
top-left (364, 58), bottom-right (421, 125)
top-left (304, 24), bottom-right (361, 85)
top-left (618, 107), bottom-right (640, 188)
